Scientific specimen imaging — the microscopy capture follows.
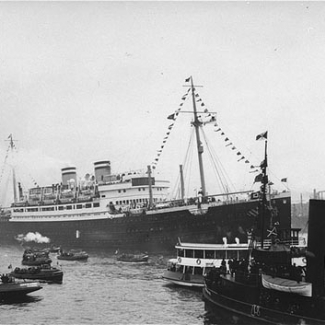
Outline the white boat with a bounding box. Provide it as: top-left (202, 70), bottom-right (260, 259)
top-left (262, 274), bottom-right (312, 297)
top-left (162, 240), bottom-right (249, 288)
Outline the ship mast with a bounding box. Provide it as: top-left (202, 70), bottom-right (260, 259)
top-left (189, 77), bottom-right (206, 196)
top-left (8, 134), bottom-right (18, 203)
top-left (147, 165), bottom-right (153, 208)
top-left (260, 137), bottom-right (268, 248)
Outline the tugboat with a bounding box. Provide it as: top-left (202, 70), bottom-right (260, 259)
top-left (0, 273), bottom-right (42, 300)
top-left (10, 264), bottom-right (63, 283)
top-left (203, 134), bottom-right (325, 324)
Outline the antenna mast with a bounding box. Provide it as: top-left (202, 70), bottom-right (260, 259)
top-left (7, 134), bottom-right (18, 203)
top-left (190, 77), bottom-right (206, 196)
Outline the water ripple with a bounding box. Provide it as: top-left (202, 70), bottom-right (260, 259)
top-left (0, 247), bottom-right (216, 324)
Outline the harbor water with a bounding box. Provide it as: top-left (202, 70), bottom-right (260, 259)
top-left (0, 245), bottom-right (222, 325)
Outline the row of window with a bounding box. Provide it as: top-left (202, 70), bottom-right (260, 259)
top-left (13, 213), bottom-right (99, 220)
top-left (177, 249), bottom-right (248, 260)
top-left (116, 187), bottom-right (165, 193)
top-left (13, 202), bottom-right (100, 213)
top-left (115, 198), bottom-right (161, 206)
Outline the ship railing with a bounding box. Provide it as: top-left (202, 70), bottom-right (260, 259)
top-left (11, 201), bottom-right (26, 207)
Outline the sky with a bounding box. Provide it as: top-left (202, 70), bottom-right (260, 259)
top-left (0, 1), bottom-right (324, 205)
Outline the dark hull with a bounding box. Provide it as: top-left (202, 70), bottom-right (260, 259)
top-left (11, 270), bottom-right (63, 283)
top-left (0, 283), bottom-right (42, 300)
top-left (116, 255), bottom-right (148, 262)
top-left (57, 255), bottom-right (88, 261)
top-left (203, 285), bottom-right (325, 325)
top-left (0, 197), bottom-right (291, 252)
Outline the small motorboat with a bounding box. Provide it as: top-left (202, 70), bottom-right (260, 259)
top-left (48, 245), bottom-right (61, 253)
top-left (0, 273), bottom-right (42, 300)
top-left (10, 265), bottom-right (63, 283)
top-left (22, 249), bottom-right (52, 266)
top-left (116, 253), bottom-right (149, 263)
top-left (57, 249), bottom-right (88, 261)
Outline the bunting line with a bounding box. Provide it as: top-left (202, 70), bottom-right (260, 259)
top-left (151, 88), bottom-right (191, 169)
top-left (212, 123), bottom-right (252, 166)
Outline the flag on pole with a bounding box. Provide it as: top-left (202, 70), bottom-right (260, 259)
top-left (254, 173), bottom-right (263, 183)
top-left (185, 77), bottom-right (191, 82)
top-left (256, 131), bottom-right (268, 141)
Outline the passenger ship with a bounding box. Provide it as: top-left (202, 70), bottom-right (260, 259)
top-left (0, 78), bottom-right (291, 252)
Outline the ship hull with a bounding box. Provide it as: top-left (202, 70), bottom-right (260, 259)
top-left (0, 196), bottom-right (291, 252)
top-left (203, 281), bottom-right (325, 325)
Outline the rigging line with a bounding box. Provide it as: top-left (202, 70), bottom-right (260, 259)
top-left (184, 133), bottom-right (195, 199)
top-left (201, 128), bottom-right (236, 194)
top-left (152, 88), bottom-right (191, 171)
top-left (202, 133), bottom-right (230, 193)
top-left (170, 128), bottom-right (195, 199)
top-left (266, 169), bottom-right (290, 191)
top-left (0, 167), bottom-right (12, 208)
top-left (0, 144), bottom-right (10, 186)
top-left (209, 124), bottom-right (252, 191)
top-left (216, 122), bottom-right (258, 165)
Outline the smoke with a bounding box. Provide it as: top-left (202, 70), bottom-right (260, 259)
top-left (15, 232), bottom-right (50, 243)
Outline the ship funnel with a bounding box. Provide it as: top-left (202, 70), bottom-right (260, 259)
top-left (306, 199), bottom-right (325, 298)
top-left (61, 167), bottom-right (77, 186)
top-left (94, 160), bottom-right (111, 182)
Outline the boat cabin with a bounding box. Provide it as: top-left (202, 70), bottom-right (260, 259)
top-left (162, 241), bottom-right (249, 288)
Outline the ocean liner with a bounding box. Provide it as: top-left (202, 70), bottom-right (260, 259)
top-left (0, 77), bottom-right (291, 252)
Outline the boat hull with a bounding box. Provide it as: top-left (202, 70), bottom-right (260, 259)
top-left (116, 254), bottom-right (148, 263)
top-left (0, 282), bottom-right (42, 300)
top-left (0, 197), bottom-right (291, 252)
top-left (162, 270), bottom-right (204, 288)
top-left (203, 285), bottom-right (325, 325)
top-left (203, 273), bottom-right (325, 325)
top-left (11, 268), bottom-right (63, 283)
top-left (57, 255), bottom-right (88, 261)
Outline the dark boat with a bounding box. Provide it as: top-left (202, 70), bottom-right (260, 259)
top-left (22, 248), bottom-right (52, 266)
top-left (116, 253), bottom-right (149, 263)
top-left (0, 79), bottom-right (291, 253)
top-left (203, 135), bottom-right (325, 324)
top-left (57, 249), bottom-right (88, 261)
top-left (10, 265), bottom-right (63, 283)
top-left (0, 273), bottom-right (42, 300)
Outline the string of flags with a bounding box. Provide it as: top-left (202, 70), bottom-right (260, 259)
top-left (214, 125), bottom-right (251, 166)
top-left (151, 79), bottom-right (269, 178)
top-left (151, 77), bottom-right (217, 170)
top-left (151, 87), bottom-right (191, 169)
